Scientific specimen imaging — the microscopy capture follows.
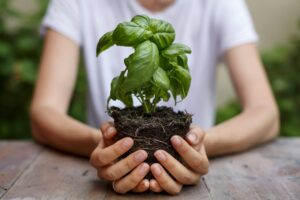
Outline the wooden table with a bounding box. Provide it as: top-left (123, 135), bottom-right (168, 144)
top-left (0, 139), bottom-right (299, 200)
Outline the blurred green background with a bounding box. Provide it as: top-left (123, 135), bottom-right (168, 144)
top-left (0, 0), bottom-right (299, 139)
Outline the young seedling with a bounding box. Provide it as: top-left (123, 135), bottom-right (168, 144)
top-left (97, 15), bottom-right (192, 113)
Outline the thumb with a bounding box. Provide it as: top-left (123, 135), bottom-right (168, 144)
top-left (185, 125), bottom-right (205, 151)
top-left (100, 121), bottom-right (117, 140)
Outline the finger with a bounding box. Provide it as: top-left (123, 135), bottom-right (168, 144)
top-left (132, 179), bottom-right (150, 193)
top-left (154, 150), bottom-right (199, 185)
top-left (185, 125), bottom-right (205, 150)
top-left (90, 137), bottom-right (133, 167)
top-left (98, 150), bottom-right (147, 181)
top-left (171, 136), bottom-right (209, 175)
top-left (113, 163), bottom-right (150, 194)
top-left (100, 121), bottom-right (114, 131)
top-left (100, 121), bottom-right (117, 140)
top-left (151, 163), bottom-right (182, 195)
top-left (149, 179), bottom-right (163, 193)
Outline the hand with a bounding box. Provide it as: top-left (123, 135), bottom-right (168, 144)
top-left (90, 122), bottom-right (150, 194)
top-left (149, 125), bottom-right (209, 195)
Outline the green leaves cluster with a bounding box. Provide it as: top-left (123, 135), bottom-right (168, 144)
top-left (97, 15), bottom-right (192, 113)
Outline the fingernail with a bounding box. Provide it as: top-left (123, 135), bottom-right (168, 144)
top-left (138, 163), bottom-right (148, 175)
top-left (187, 132), bottom-right (197, 144)
top-left (105, 127), bottom-right (115, 138)
top-left (154, 151), bottom-right (166, 161)
top-left (122, 138), bottom-right (133, 149)
top-left (134, 151), bottom-right (147, 162)
top-left (152, 164), bottom-right (162, 176)
top-left (171, 136), bottom-right (182, 146)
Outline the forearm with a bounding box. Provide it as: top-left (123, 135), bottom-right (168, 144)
top-left (30, 106), bottom-right (101, 157)
top-left (204, 105), bottom-right (279, 157)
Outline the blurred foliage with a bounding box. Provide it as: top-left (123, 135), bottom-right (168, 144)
top-left (216, 24), bottom-right (300, 137)
top-left (262, 35), bottom-right (300, 136)
top-left (216, 101), bottom-right (241, 124)
top-left (0, 0), bottom-right (86, 139)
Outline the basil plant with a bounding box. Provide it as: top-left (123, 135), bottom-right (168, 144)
top-left (97, 15), bottom-right (192, 113)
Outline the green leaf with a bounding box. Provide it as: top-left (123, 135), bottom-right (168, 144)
top-left (96, 31), bottom-right (114, 55)
top-left (169, 65), bottom-right (191, 99)
top-left (112, 22), bottom-right (152, 47)
top-left (109, 76), bottom-right (120, 100)
top-left (123, 40), bottom-right (159, 91)
top-left (160, 55), bottom-right (177, 71)
top-left (109, 71), bottom-right (133, 107)
top-left (143, 86), bottom-right (155, 100)
top-left (160, 90), bottom-right (171, 101)
top-left (159, 55), bottom-right (171, 71)
top-left (149, 19), bottom-right (175, 49)
top-left (117, 72), bottom-right (133, 107)
top-left (162, 43), bottom-right (191, 58)
top-left (119, 92), bottom-right (133, 107)
top-left (131, 15), bottom-right (150, 28)
top-left (152, 67), bottom-right (170, 91)
top-left (169, 77), bottom-right (179, 103)
top-left (177, 54), bottom-right (189, 70)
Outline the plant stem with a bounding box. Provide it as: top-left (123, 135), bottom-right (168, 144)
top-left (137, 91), bottom-right (151, 113)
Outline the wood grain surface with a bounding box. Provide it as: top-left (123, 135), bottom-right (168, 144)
top-left (0, 139), bottom-right (299, 200)
top-left (0, 141), bottom-right (42, 198)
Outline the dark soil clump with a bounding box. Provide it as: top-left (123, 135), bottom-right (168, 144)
top-left (108, 106), bottom-right (192, 165)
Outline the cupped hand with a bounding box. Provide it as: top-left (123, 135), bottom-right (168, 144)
top-left (90, 122), bottom-right (150, 194)
top-left (149, 125), bottom-right (209, 195)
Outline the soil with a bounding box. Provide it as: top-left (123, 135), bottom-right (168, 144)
top-left (108, 106), bottom-right (192, 168)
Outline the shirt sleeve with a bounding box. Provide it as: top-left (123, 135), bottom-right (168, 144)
top-left (214, 0), bottom-right (259, 56)
top-left (40, 0), bottom-right (81, 45)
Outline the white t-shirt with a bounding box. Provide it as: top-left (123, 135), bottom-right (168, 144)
top-left (41, 0), bottom-right (258, 129)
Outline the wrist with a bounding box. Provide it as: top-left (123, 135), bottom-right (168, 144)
top-left (203, 133), bottom-right (214, 157)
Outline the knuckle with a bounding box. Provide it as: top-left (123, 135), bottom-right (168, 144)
top-left (166, 160), bottom-right (177, 171)
top-left (98, 168), bottom-right (115, 181)
top-left (90, 154), bottom-right (103, 167)
top-left (180, 175), bottom-right (194, 185)
top-left (113, 184), bottom-right (126, 194)
top-left (90, 148), bottom-right (110, 167)
top-left (95, 155), bottom-right (107, 167)
top-left (104, 169), bottom-right (116, 181)
top-left (127, 175), bottom-right (140, 187)
top-left (191, 158), bottom-right (203, 171)
top-left (157, 175), bottom-right (168, 186)
top-left (89, 155), bottom-right (96, 167)
top-left (124, 159), bottom-right (134, 171)
top-left (112, 145), bottom-right (123, 157)
top-left (169, 186), bottom-right (182, 195)
top-left (97, 169), bottom-right (110, 180)
top-left (179, 144), bottom-right (189, 154)
top-left (201, 164), bottom-right (209, 175)
top-left (133, 184), bottom-right (143, 193)
top-left (192, 158), bottom-right (209, 175)
top-left (184, 174), bottom-right (200, 185)
top-left (100, 122), bottom-right (109, 132)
